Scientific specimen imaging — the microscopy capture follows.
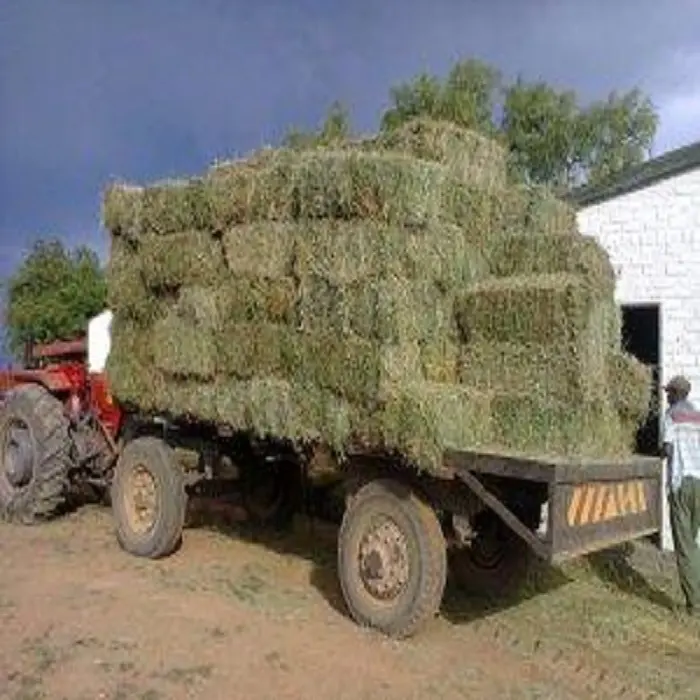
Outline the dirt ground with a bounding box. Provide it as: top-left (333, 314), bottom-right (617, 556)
top-left (0, 504), bottom-right (699, 700)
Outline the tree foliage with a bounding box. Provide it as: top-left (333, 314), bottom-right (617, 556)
top-left (380, 60), bottom-right (658, 190)
top-left (288, 59), bottom-right (659, 192)
top-left (2, 238), bottom-right (107, 358)
top-left (283, 100), bottom-right (352, 149)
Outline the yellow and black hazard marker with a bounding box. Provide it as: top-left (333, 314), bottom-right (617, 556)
top-left (566, 480), bottom-right (648, 527)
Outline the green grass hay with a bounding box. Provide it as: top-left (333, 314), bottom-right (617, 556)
top-left (102, 122), bottom-right (651, 471)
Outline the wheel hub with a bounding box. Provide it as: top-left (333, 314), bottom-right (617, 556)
top-left (3, 424), bottom-right (34, 489)
top-left (124, 465), bottom-right (158, 535)
top-left (358, 519), bottom-right (410, 600)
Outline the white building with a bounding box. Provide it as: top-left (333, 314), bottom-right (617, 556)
top-left (572, 141), bottom-right (700, 550)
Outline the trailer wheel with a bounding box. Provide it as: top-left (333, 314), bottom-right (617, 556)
top-left (111, 437), bottom-right (186, 559)
top-left (337, 479), bottom-right (447, 639)
top-left (0, 384), bottom-right (73, 524)
top-left (449, 509), bottom-right (533, 600)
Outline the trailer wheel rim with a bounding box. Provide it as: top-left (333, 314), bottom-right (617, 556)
top-left (123, 464), bottom-right (158, 535)
top-left (1, 418), bottom-right (35, 491)
top-left (358, 517), bottom-right (410, 601)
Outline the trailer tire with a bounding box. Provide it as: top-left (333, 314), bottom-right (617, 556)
top-left (0, 384), bottom-right (73, 524)
top-left (111, 437), bottom-right (186, 559)
top-left (337, 478), bottom-right (447, 639)
top-left (449, 510), bottom-right (533, 600)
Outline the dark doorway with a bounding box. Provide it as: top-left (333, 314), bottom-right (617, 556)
top-left (620, 304), bottom-right (661, 456)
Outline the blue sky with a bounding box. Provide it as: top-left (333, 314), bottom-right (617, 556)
top-left (2, 0), bottom-right (700, 359)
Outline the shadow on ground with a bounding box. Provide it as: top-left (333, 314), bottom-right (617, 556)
top-left (586, 542), bottom-right (677, 611)
top-left (187, 499), bottom-right (584, 628)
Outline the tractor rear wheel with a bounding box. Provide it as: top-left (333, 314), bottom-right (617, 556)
top-left (0, 384), bottom-right (73, 524)
top-left (111, 437), bottom-right (187, 559)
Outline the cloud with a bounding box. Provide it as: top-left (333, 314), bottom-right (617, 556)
top-left (1, 0), bottom-right (699, 270)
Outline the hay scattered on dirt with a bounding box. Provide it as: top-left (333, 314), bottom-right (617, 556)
top-left (102, 123), bottom-right (651, 471)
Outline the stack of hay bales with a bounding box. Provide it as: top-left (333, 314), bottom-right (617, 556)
top-left (102, 118), bottom-right (651, 471)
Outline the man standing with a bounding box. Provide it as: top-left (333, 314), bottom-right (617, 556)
top-left (663, 375), bottom-right (700, 616)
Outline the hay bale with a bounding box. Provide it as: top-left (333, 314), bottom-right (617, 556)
top-left (374, 118), bottom-right (508, 187)
top-left (151, 304), bottom-right (220, 381)
top-left (456, 273), bottom-right (606, 346)
top-left (608, 352), bottom-right (653, 423)
top-left (487, 232), bottom-right (615, 294)
top-left (139, 231), bottom-right (227, 291)
top-left (458, 340), bottom-right (607, 403)
top-left (104, 152), bottom-right (515, 238)
top-left (208, 150), bottom-right (474, 229)
top-left (376, 382), bottom-right (493, 470)
top-left (491, 395), bottom-right (632, 458)
top-left (140, 178), bottom-right (212, 236)
top-left (221, 223), bottom-right (296, 278)
top-left (297, 274), bottom-right (455, 344)
top-left (106, 317), bottom-right (165, 410)
top-left (102, 183), bottom-right (143, 241)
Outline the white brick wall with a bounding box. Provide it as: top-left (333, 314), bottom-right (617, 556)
top-left (577, 167), bottom-right (700, 551)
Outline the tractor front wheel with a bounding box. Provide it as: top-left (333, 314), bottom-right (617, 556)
top-left (111, 437), bottom-right (187, 559)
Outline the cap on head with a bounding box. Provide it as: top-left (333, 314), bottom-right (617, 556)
top-left (664, 375), bottom-right (691, 398)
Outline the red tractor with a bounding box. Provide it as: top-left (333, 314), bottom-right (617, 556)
top-left (0, 311), bottom-right (302, 529)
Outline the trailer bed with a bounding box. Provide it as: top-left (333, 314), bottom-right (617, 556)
top-left (444, 449), bottom-right (663, 565)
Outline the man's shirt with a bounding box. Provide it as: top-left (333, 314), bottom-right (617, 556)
top-left (663, 399), bottom-right (700, 491)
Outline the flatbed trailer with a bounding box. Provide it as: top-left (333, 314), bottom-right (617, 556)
top-left (102, 418), bottom-right (663, 640)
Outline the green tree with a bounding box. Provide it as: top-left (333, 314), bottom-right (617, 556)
top-left (381, 59), bottom-right (501, 135)
top-left (3, 238), bottom-right (107, 358)
top-left (379, 59), bottom-right (658, 190)
top-left (283, 100), bottom-right (353, 149)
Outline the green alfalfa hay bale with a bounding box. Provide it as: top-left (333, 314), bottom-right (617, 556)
top-left (292, 219), bottom-right (486, 289)
top-left (490, 394), bottom-right (632, 458)
top-left (216, 321), bottom-right (295, 380)
top-left (105, 236), bottom-right (148, 315)
top-left (608, 352), bottom-right (653, 424)
top-left (222, 223), bottom-right (296, 279)
top-left (161, 377), bottom-right (358, 451)
top-left (106, 317), bottom-right (166, 410)
top-left (207, 149), bottom-right (450, 227)
top-left (375, 382), bottom-right (493, 471)
top-left (102, 183), bottom-right (143, 241)
top-left (151, 307), bottom-right (218, 381)
top-left (139, 178), bottom-right (212, 236)
top-left (494, 185), bottom-right (577, 236)
top-left (208, 150), bottom-right (510, 231)
top-left (286, 328), bottom-right (383, 405)
top-left (298, 274), bottom-right (456, 344)
top-left (487, 232), bottom-right (616, 295)
top-left (374, 118), bottom-right (508, 187)
top-left (138, 231), bottom-right (228, 291)
top-left (456, 273), bottom-right (606, 346)
top-left (297, 275), bottom-right (378, 338)
top-left (293, 220), bottom-right (383, 284)
top-left (458, 340), bottom-right (608, 404)
top-left (525, 185), bottom-right (577, 235)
